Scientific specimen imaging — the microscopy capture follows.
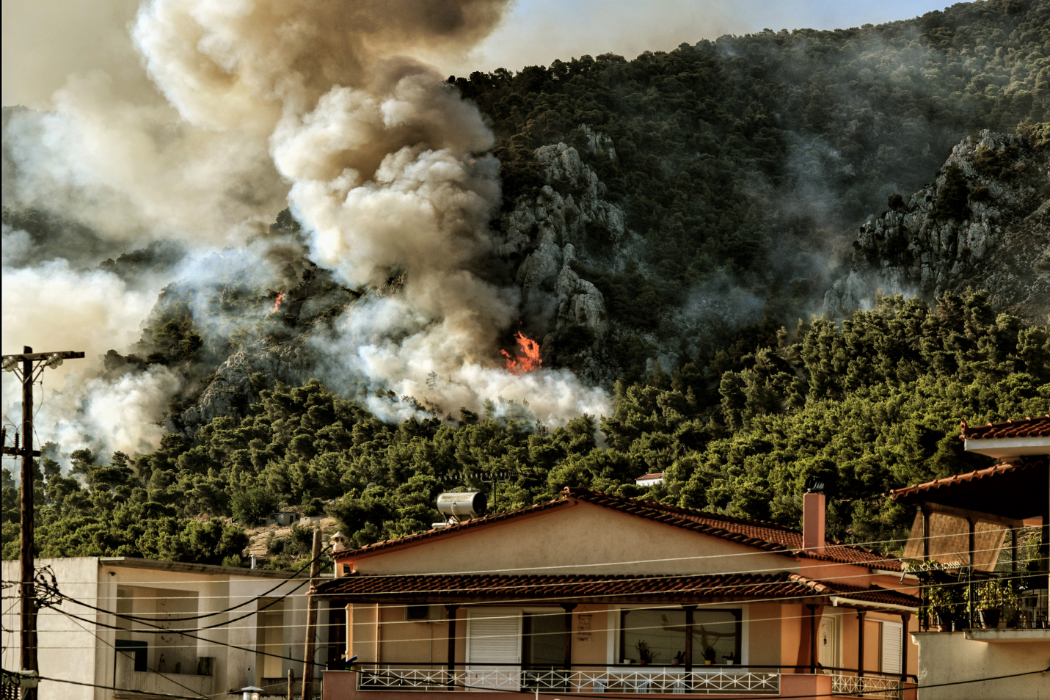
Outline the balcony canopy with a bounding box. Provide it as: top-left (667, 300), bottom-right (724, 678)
top-left (312, 571), bottom-right (919, 611)
top-left (889, 456), bottom-right (1048, 521)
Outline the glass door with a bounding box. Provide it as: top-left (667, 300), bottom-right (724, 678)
top-left (522, 611), bottom-right (568, 691)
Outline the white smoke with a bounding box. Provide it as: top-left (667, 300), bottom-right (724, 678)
top-left (0, 240), bottom-right (181, 459)
top-left (129, 0), bottom-right (612, 424)
top-left (3, 75), bottom-right (286, 249)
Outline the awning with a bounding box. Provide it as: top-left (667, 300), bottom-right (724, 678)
top-left (311, 571), bottom-right (919, 611)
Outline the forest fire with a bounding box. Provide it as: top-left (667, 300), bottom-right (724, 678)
top-left (501, 332), bottom-right (542, 375)
top-left (272, 292), bottom-right (284, 313)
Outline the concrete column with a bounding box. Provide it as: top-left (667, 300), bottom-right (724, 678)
top-left (807, 604), bottom-right (818, 673)
top-left (445, 604), bottom-right (459, 686)
top-left (899, 613), bottom-right (910, 686)
top-left (683, 605), bottom-right (696, 674)
top-left (561, 603), bottom-right (576, 671)
top-left (856, 611), bottom-right (866, 678)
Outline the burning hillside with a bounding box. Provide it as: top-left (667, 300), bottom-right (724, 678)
top-left (501, 332), bottom-right (541, 375)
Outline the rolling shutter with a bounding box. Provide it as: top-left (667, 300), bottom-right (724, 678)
top-left (466, 609), bottom-right (521, 690)
top-left (880, 621), bottom-right (902, 675)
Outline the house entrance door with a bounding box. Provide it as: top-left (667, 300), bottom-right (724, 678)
top-left (818, 614), bottom-right (840, 673)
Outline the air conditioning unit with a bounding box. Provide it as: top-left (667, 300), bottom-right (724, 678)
top-left (404, 605), bottom-right (434, 622)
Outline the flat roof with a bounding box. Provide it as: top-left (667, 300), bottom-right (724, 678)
top-left (99, 557), bottom-right (333, 580)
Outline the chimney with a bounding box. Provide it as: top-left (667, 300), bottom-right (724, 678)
top-left (803, 491), bottom-right (826, 554)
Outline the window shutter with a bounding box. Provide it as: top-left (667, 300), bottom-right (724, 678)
top-left (880, 621), bottom-right (902, 675)
top-left (466, 610), bottom-right (521, 690)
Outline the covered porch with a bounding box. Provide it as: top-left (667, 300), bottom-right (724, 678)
top-left (313, 571), bottom-right (919, 699)
top-left (890, 451), bottom-right (1050, 700)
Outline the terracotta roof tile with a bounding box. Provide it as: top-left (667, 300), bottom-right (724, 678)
top-left (335, 487), bottom-right (903, 571)
top-left (337, 498), bottom-right (573, 557)
top-left (565, 488), bottom-right (903, 571)
top-left (960, 414), bottom-right (1050, 440)
top-left (888, 457), bottom-right (1045, 504)
top-left (313, 571), bottom-right (918, 610)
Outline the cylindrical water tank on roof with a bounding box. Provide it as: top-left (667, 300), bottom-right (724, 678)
top-left (437, 492), bottom-right (487, 519)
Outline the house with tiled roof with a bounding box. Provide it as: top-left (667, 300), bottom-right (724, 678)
top-left (314, 486), bottom-right (920, 700)
top-left (890, 414), bottom-right (1050, 700)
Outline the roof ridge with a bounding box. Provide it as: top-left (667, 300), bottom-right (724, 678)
top-left (563, 486), bottom-right (796, 531)
top-left (338, 495), bottom-right (569, 557)
top-left (566, 487), bottom-right (887, 555)
top-left (960, 413), bottom-right (1050, 439)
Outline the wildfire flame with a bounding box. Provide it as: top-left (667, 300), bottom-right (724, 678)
top-left (501, 332), bottom-right (542, 375)
top-left (272, 292), bottom-right (284, 313)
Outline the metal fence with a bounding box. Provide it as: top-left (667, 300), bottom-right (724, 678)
top-left (830, 673), bottom-right (901, 699)
top-left (359, 667), bottom-right (781, 694)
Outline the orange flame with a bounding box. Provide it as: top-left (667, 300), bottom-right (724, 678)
top-left (501, 332), bottom-right (542, 375)
top-left (272, 292), bottom-right (284, 313)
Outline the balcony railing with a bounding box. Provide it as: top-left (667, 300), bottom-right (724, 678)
top-left (358, 666), bottom-right (781, 695)
top-left (830, 674), bottom-right (900, 699)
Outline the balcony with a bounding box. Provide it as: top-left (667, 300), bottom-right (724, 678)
top-left (113, 650), bottom-right (215, 698)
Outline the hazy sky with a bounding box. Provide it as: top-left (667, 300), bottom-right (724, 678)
top-left (3, 0), bottom-right (952, 108)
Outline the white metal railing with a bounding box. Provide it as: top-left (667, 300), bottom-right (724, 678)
top-left (359, 667), bottom-right (781, 694)
top-left (831, 674), bottom-right (901, 699)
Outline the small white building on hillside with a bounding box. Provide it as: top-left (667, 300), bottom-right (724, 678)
top-left (1, 556), bottom-right (338, 700)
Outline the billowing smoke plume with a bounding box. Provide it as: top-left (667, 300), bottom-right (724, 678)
top-left (2, 0), bottom-right (611, 464)
top-left (129, 0), bottom-right (611, 422)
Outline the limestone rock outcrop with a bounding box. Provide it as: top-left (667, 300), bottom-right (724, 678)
top-left (501, 135), bottom-right (629, 379)
top-left (825, 129), bottom-right (1050, 323)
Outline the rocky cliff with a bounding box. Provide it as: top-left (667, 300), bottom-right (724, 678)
top-left (499, 132), bottom-right (632, 382)
top-left (825, 126), bottom-right (1050, 323)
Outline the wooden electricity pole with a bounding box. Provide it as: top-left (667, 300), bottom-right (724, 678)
top-left (2, 346), bottom-right (83, 699)
top-left (300, 528), bottom-right (323, 700)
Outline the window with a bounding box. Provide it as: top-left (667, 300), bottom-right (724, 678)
top-left (619, 608), bottom-right (742, 666)
top-left (880, 621), bottom-right (902, 675)
top-left (522, 612), bottom-right (566, 669)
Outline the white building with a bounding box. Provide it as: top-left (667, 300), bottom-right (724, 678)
top-left (634, 472), bottom-right (664, 487)
top-left (2, 557), bottom-right (337, 700)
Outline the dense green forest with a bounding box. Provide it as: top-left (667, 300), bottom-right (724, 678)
top-left (4, 291), bottom-right (1047, 564)
top-left (3, 1), bottom-right (1049, 566)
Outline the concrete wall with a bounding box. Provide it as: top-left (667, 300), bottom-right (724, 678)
top-left (346, 502), bottom-right (800, 577)
top-left (3, 557), bottom-right (328, 700)
top-left (912, 631), bottom-right (1050, 700)
top-left (2, 557), bottom-right (101, 700)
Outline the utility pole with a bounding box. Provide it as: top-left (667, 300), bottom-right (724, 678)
top-left (2, 346), bottom-right (84, 700)
top-left (300, 528), bottom-right (323, 700)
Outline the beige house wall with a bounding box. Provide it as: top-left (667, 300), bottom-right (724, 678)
top-left (346, 502), bottom-right (801, 577)
top-left (911, 631), bottom-right (1050, 700)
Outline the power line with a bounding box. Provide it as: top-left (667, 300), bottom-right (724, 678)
top-left (36, 569), bottom-right (1036, 648)
top-left (24, 539), bottom-right (1022, 636)
top-left (44, 604), bottom-right (330, 669)
top-left (15, 521), bottom-right (1037, 588)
